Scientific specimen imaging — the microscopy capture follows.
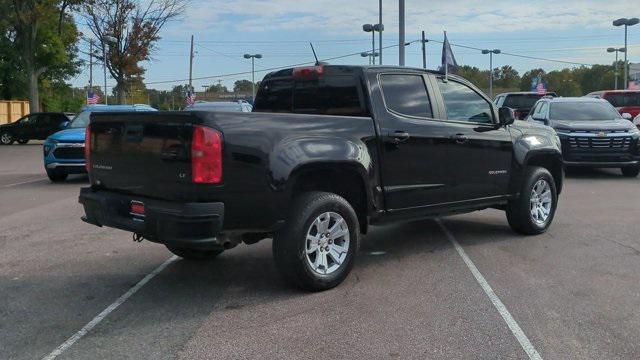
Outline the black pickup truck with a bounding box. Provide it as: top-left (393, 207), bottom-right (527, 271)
top-left (79, 65), bottom-right (563, 291)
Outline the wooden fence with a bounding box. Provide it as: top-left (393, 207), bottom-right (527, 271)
top-left (0, 101), bottom-right (30, 125)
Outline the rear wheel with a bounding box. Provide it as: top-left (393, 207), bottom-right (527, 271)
top-left (0, 132), bottom-right (13, 145)
top-left (165, 246), bottom-right (223, 260)
top-left (621, 166), bottom-right (640, 178)
top-left (506, 166), bottom-right (557, 235)
top-left (46, 169), bottom-right (68, 183)
top-left (273, 191), bottom-right (359, 291)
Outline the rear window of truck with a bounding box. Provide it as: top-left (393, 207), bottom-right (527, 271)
top-left (604, 92), bottom-right (640, 107)
top-left (253, 75), bottom-right (369, 117)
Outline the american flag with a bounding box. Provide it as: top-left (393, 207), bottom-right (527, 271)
top-left (536, 82), bottom-right (546, 95)
top-left (186, 90), bottom-right (196, 106)
top-left (87, 91), bottom-right (100, 105)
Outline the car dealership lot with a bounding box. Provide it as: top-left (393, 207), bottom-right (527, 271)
top-left (1, 144), bottom-right (640, 359)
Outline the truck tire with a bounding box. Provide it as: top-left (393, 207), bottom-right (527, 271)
top-left (46, 169), bottom-right (68, 183)
top-left (165, 246), bottom-right (223, 260)
top-left (621, 166), bottom-right (640, 178)
top-left (1, 132), bottom-right (14, 145)
top-left (506, 166), bottom-right (557, 235)
top-left (273, 191), bottom-right (359, 291)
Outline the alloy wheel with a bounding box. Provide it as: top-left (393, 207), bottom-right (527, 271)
top-left (530, 179), bottom-right (552, 225)
top-left (305, 211), bottom-right (350, 275)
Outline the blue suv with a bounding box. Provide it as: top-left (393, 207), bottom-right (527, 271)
top-left (43, 104), bottom-right (157, 182)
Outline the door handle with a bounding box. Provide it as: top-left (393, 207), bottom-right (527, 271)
top-left (451, 133), bottom-right (469, 144)
top-left (387, 131), bottom-right (410, 144)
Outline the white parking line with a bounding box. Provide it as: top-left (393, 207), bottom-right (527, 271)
top-left (41, 256), bottom-right (178, 360)
top-left (1, 178), bottom-right (47, 188)
top-left (436, 219), bottom-right (543, 360)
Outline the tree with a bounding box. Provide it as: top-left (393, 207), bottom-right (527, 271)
top-left (206, 83), bottom-right (229, 94)
top-left (520, 68), bottom-right (546, 92)
top-left (6, 0), bottom-right (81, 110)
top-left (493, 65), bottom-right (520, 89)
top-left (233, 79), bottom-right (259, 94)
top-left (84, 0), bottom-right (186, 103)
top-left (457, 65), bottom-right (489, 90)
top-left (545, 69), bottom-right (581, 96)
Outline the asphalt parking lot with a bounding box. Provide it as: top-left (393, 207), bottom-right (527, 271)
top-left (1, 143), bottom-right (640, 359)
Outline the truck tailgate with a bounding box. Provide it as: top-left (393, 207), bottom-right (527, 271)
top-left (89, 112), bottom-right (200, 201)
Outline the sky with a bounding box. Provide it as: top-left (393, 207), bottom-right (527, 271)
top-left (71, 0), bottom-right (639, 92)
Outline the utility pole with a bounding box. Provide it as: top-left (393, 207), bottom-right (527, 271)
top-left (89, 39), bottom-right (93, 99)
top-left (189, 35), bottom-right (194, 92)
top-left (379, 0), bottom-right (383, 64)
top-left (421, 31), bottom-right (428, 69)
top-left (398, 0), bottom-right (405, 66)
top-left (102, 41), bottom-right (108, 105)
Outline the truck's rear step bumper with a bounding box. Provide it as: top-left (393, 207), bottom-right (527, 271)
top-left (79, 187), bottom-right (225, 250)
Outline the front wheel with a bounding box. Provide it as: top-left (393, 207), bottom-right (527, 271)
top-left (165, 246), bottom-right (224, 260)
top-left (46, 169), bottom-right (68, 183)
top-left (621, 166), bottom-right (640, 178)
top-left (273, 191), bottom-right (359, 291)
top-left (0, 132), bottom-right (14, 145)
top-left (506, 166), bottom-right (558, 235)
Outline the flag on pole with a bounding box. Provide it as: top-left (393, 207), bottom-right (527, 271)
top-left (440, 31), bottom-right (458, 76)
top-left (87, 91), bottom-right (100, 105)
top-left (186, 90), bottom-right (196, 106)
top-left (536, 82), bottom-right (547, 95)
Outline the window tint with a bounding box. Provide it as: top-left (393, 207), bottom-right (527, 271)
top-left (437, 80), bottom-right (493, 123)
top-left (380, 74), bottom-right (432, 118)
top-left (253, 79), bottom-right (294, 113)
top-left (549, 101), bottom-right (621, 121)
top-left (603, 92), bottom-right (640, 107)
top-left (503, 94), bottom-right (545, 109)
top-left (253, 75), bottom-right (367, 117)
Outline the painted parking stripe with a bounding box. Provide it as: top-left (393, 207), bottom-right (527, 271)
top-left (41, 256), bottom-right (178, 360)
top-left (1, 178), bottom-right (47, 188)
top-left (436, 219), bottom-right (543, 360)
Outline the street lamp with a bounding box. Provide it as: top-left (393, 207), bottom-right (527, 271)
top-left (607, 47), bottom-right (626, 89)
top-left (101, 35), bottom-right (117, 105)
top-left (243, 54), bottom-right (262, 103)
top-left (482, 49), bottom-right (501, 99)
top-left (613, 17), bottom-right (639, 89)
top-left (361, 51), bottom-right (379, 65)
top-left (363, 23), bottom-right (383, 65)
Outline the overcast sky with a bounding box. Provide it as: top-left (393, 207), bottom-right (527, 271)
top-left (72, 0), bottom-right (638, 91)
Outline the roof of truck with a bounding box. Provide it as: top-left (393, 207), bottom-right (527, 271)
top-left (263, 64), bottom-right (448, 79)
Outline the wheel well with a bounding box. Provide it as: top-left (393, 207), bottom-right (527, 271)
top-left (291, 165), bottom-right (368, 234)
top-left (527, 154), bottom-right (563, 194)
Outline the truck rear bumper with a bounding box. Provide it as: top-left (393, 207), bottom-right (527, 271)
top-left (79, 188), bottom-right (225, 250)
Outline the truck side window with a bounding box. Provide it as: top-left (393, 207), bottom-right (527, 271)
top-left (253, 79), bottom-right (293, 113)
top-left (380, 74), bottom-right (432, 118)
top-left (437, 80), bottom-right (493, 124)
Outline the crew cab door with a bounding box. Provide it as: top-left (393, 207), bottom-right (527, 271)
top-left (373, 72), bottom-right (455, 211)
top-left (433, 77), bottom-right (513, 202)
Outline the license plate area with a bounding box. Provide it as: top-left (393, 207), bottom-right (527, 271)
top-left (129, 200), bottom-right (146, 221)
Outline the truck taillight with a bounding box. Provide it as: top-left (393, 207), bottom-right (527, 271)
top-left (84, 124), bottom-right (91, 173)
top-left (191, 126), bottom-right (223, 184)
top-left (292, 65), bottom-right (324, 79)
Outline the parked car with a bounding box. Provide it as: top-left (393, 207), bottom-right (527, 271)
top-left (494, 91), bottom-right (558, 120)
top-left (586, 90), bottom-right (640, 119)
top-left (634, 113), bottom-right (640, 129)
top-left (79, 65), bottom-right (563, 291)
top-left (0, 112), bottom-right (71, 145)
top-left (526, 97), bottom-right (640, 177)
top-left (185, 101), bottom-right (253, 112)
top-left (43, 104), bottom-right (157, 182)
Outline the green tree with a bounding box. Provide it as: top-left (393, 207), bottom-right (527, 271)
top-left (545, 69), bottom-right (581, 96)
top-left (233, 79), bottom-right (258, 94)
top-left (493, 65), bottom-right (520, 89)
top-left (519, 68), bottom-right (546, 92)
top-left (8, 0), bottom-right (81, 111)
top-left (456, 65), bottom-right (490, 90)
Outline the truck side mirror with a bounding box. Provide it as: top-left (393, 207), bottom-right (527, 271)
top-left (498, 107), bottom-right (515, 126)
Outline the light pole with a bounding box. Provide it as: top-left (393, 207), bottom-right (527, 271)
top-left (607, 47), bottom-right (626, 89)
top-left (363, 24), bottom-right (384, 66)
top-left (243, 54), bottom-right (262, 103)
top-left (399, 0), bottom-right (405, 66)
top-left (482, 49), bottom-right (501, 98)
top-left (613, 18), bottom-right (639, 89)
top-left (378, 0), bottom-right (383, 64)
top-left (101, 35), bottom-right (117, 105)
top-left (361, 51), bottom-right (379, 65)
